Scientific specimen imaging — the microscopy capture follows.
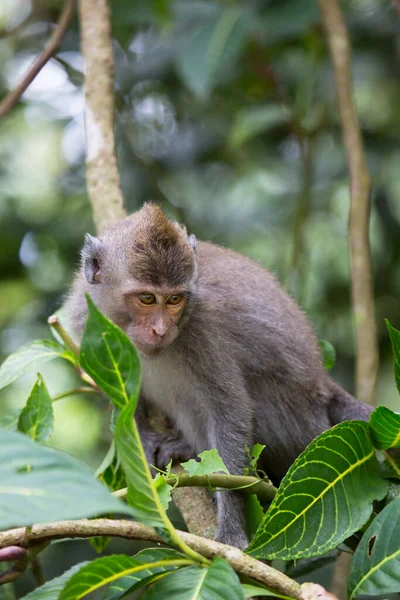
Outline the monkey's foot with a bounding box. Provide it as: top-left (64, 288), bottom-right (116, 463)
top-left (156, 436), bottom-right (194, 469)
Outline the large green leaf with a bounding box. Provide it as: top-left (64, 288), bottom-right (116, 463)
top-left (0, 428), bottom-right (131, 530)
top-left (386, 319), bottom-right (400, 394)
top-left (79, 298), bottom-right (173, 532)
top-left (369, 406), bottom-right (400, 450)
top-left (0, 340), bottom-right (75, 391)
top-left (20, 562), bottom-right (89, 600)
top-left (60, 550), bottom-right (192, 600)
top-left (175, 7), bottom-right (247, 97)
top-left (143, 558), bottom-right (245, 600)
top-left (348, 498), bottom-right (400, 598)
top-left (246, 421), bottom-right (388, 560)
top-left (103, 548), bottom-right (189, 600)
top-left (17, 374), bottom-right (54, 442)
top-left (114, 401), bottom-right (171, 530)
top-left (79, 295), bottom-right (141, 410)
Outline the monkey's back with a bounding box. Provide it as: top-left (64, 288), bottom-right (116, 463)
top-left (181, 241), bottom-right (334, 476)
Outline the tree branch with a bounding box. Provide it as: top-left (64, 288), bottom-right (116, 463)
top-left (0, 0), bottom-right (76, 120)
top-left (316, 0), bottom-right (378, 406)
top-left (78, 0), bottom-right (126, 232)
top-left (77, 0), bottom-right (218, 539)
top-left (114, 473), bottom-right (277, 501)
top-left (0, 519), bottom-right (302, 599)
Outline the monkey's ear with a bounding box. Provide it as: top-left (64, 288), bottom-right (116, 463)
top-left (82, 234), bottom-right (104, 284)
top-left (188, 234), bottom-right (197, 255)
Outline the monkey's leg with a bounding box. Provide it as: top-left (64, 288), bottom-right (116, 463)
top-left (208, 399), bottom-right (252, 550)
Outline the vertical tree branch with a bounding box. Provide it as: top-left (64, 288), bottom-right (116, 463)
top-left (78, 0), bottom-right (126, 232)
top-left (316, 0), bottom-right (378, 406)
top-left (77, 0), bottom-right (217, 537)
top-left (316, 1), bottom-right (378, 596)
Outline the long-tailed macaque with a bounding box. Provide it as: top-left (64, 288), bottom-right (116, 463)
top-left (66, 203), bottom-right (372, 549)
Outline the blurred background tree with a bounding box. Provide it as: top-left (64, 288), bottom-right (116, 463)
top-left (1, 0), bottom-right (400, 594)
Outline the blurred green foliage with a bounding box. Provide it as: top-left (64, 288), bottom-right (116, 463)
top-left (1, 0), bottom-right (400, 592)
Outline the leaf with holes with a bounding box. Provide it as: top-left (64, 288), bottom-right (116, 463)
top-left (369, 406), bottom-right (400, 450)
top-left (181, 449), bottom-right (229, 476)
top-left (79, 295), bottom-right (141, 410)
top-left (142, 558), bottom-right (244, 600)
top-left (60, 550), bottom-right (192, 600)
top-left (246, 421), bottom-right (388, 560)
top-left (0, 339), bottom-right (76, 390)
top-left (0, 428), bottom-right (131, 530)
top-left (386, 319), bottom-right (400, 394)
top-left (20, 562), bottom-right (88, 600)
top-left (348, 497), bottom-right (400, 598)
top-left (17, 374), bottom-right (54, 442)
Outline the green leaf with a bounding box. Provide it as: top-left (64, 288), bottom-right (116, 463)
top-left (114, 402), bottom-right (170, 530)
top-left (230, 105), bottom-right (290, 148)
top-left (182, 449), bottom-right (229, 476)
top-left (60, 550), bottom-right (192, 600)
top-left (348, 497), bottom-right (400, 598)
top-left (246, 421), bottom-right (388, 560)
top-left (79, 299), bottom-right (193, 552)
top-left (143, 558), bottom-right (245, 600)
top-left (20, 562), bottom-right (89, 599)
top-left (79, 295), bottom-right (141, 410)
top-left (0, 340), bottom-right (75, 391)
top-left (96, 441), bottom-right (126, 492)
top-left (241, 583), bottom-right (290, 599)
top-left (0, 428), bottom-right (132, 530)
top-left (155, 475), bottom-right (173, 512)
top-left (369, 406), bottom-right (400, 450)
top-left (102, 549), bottom-right (188, 600)
top-left (89, 535), bottom-right (111, 555)
top-left (175, 7), bottom-right (247, 97)
top-left (245, 443), bottom-right (266, 475)
top-left (319, 340), bottom-right (336, 370)
top-left (0, 408), bottom-right (21, 430)
top-left (386, 319), bottom-right (400, 394)
top-left (17, 374), bottom-right (54, 442)
top-left (244, 494), bottom-right (265, 540)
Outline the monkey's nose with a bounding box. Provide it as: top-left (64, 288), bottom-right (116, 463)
top-left (152, 327), bottom-right (166, 339)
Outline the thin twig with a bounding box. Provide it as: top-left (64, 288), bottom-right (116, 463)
top-left (0, 519), bottom-right (302, 599)
top-left (47, 315), bottom-right (80, 357)
top-left (114, 473), bottom-right (277, 501)
top-left (51, 386), bottom-right (99, 402)
top-left (0, 0), bottom-right (76, 119)
top-left (316, 0), bottom-right (378, 406)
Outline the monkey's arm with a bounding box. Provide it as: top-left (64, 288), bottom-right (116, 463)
top-left (206, 384), bottom-right (253, 550)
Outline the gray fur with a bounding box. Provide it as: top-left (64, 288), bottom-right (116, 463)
top-left (65, 211), bottom-right (372, 549)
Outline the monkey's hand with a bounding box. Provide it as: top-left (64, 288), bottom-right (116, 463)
top-left (156, 435), bottom-right (194, 469)
top-left (140, 431), bottom-right (170, 471)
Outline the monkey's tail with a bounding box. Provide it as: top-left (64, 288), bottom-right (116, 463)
top-left (327, 381), bottom-right (373, 426)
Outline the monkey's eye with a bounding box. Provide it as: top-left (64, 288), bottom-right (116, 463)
top-left (167, 295), bottom-right (183, 305)
top-left (139, 293), bottom-right (156, 305)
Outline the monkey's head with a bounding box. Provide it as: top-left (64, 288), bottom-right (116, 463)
top-left (81, 203), bottom-right (197, 356)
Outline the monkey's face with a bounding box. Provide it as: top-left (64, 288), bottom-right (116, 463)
top-left (124, 288), bottom-right (189, 356)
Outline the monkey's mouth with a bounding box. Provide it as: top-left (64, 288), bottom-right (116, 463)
top-left (134, 341), bottom-right (166, 357)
